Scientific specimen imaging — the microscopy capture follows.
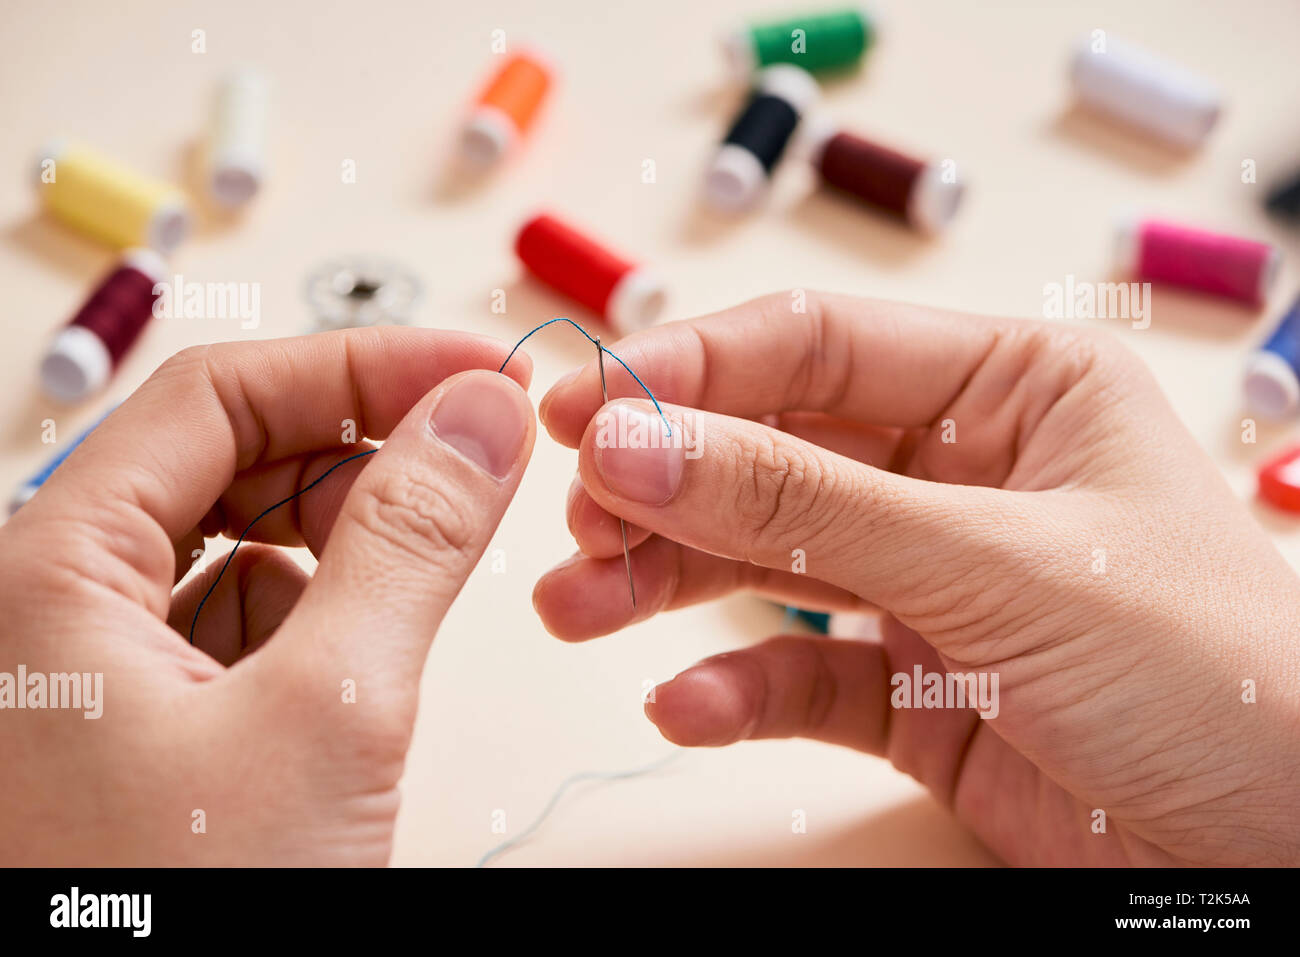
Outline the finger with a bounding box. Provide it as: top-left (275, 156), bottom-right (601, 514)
top-left (766, 412), bottom-right (912, 470)
top-left (168, 544), bottom-right (309, 664)
top-left (272, 371), bottom-right (535, 708)
top-left (540, 291), bottom-right (1077, 447)
top-left (647, 619), bottom-right (1104, 865)
top-left (575, 399), bottom-right (1030, 610)
top-left (647, 634), bottom-right (894, 750)
top-left (566, 475), bottom-right (650, 558)
top-left (172, 527), bottom-right (206, 585)
top-left (14, 328), bottom-right (530, 622)
top-left (200, 444), bottom-right (379, 553)
top-left (646, 618), bottom-right (983, 791)
top-left (566, 413), bottom-right (910, 559)
top-left (533, 534), bottom-right (870, 642)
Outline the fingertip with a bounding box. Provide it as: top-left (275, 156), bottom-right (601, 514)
top-left (646, 662), bottom-right (756, 747)
top-left (532, 551), bottom-right (643, 641)
top-left (539, 365), bottom-right (592, 447)
top-left (566, 477), bottom-right (652, 557)
top-left (531, 554), bottom-right (589, 642)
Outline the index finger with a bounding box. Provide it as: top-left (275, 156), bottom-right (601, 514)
top-left (539, 291), bottom-right (1015, 448)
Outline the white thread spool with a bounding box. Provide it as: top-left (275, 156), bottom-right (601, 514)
top-left (208, 68), bottom-right (268, 208)
top-left (1069, 37), bottom-right (1221, 149)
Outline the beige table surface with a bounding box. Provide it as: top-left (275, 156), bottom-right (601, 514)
top-left (2, 0), bottom-right (1298, 866)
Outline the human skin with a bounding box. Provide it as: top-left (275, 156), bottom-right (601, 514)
top-left (534, 292), bottom-right (1300, 866)
top-left (0, 328), bottom-right (535, 865)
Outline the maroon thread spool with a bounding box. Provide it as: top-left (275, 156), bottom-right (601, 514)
top-left (804, 120), bottom-right (964, 233)
top-left (41, 248), bottom-right (165, 403)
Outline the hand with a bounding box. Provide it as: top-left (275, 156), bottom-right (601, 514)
top-left (0, 329), bottom-right (535, 865)
top-left (535, 292), bottom-right (1300, 866)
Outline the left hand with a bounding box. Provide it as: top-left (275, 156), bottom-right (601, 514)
top-left (0, 328), bottom-right (535, 864)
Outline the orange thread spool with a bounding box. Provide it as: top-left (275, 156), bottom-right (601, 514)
top-left (460, 53), bottom-right (552, 167)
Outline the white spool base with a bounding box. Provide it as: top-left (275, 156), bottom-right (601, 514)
top-left (41, 326), bottom-right (112, 404)
top-left (1244, 351), bottom-right (1300, 420)
top-left (460, 106), bottom-right (518, 168)
top-left (606, 267), bottom-right (667, 335)
top-left (907, 162), bottom-right (964, 233)
top-left (704, 143), bottom-right (768, 213)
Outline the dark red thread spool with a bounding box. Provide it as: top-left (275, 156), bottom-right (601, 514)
top-left (41, 248), bottom-right (165, 403)
top-left (805, 121), bottom-right (964, 233)
top-left (514, 213), bottom-right (665, 335)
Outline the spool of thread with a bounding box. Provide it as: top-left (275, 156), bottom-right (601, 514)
top-left (1114, 218), bottom-right (1279, 306)
top-left (460, 52), bottom-right (552, 167)
top-left (721, 7), bottom-right (877, 76)
top-left (1069, 37), bottom-right (1221, 149)
top-left (1266, 168), bottom-right (1300, 224)
top-left (1257, 442), bottom-right (1300, 514)
top-left (35, 141), bottom-right (190, 253)
top-left (705, 65), bottom-right (819, 213)
top-left (1244, 293), bottom-right (1300, 419)
top-left (208, 68), bottom-right (268, 208)
top-left (9, 408), bottom-right (115, 514)
top-left (803, 120), bottom-right (963, 232)
top-left (40, 249), bottom-right (165, 404)
top-left (514, 213), bottom-right (666, 335)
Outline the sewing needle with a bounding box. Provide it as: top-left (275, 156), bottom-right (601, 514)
top-left (596, 335), bottom-right (637, 609)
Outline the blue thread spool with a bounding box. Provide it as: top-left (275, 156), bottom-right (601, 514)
top-left (9, 408), bottom-right (114, 514)
top-left (1244, 292), bottom-right (1300, 418)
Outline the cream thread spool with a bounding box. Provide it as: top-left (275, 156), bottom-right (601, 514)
top-left (208, 68), bottom-right (269, 208)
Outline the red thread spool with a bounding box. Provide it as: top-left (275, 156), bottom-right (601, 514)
top-left (804, 121), bottom-right (964, 232)
top-left (1114, 218), bottom-right (1280, 306)
top-left (41, 248), bottom-right (164, 403)
top-left (1257, 443), bottom-right (1300, 513)
top-left (514, 213), bottom-right (665, 335)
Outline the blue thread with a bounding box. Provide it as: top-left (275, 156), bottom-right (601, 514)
top-left (499, 317), bottom-right (672, 437)
top-left (475, 751), bottom-right (681, 867)
top-left (188, 448), bottom-right (378, 643)
top-left (188, 319), bottom-right (671, 646)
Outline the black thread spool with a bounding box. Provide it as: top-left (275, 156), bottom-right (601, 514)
top-left (704, 65), bottom-right (818, 213)
top-left (1266, 168), bottom-right (1300, 225)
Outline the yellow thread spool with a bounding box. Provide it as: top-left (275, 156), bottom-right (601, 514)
top-left (35, 140), bottom-right (190, 253)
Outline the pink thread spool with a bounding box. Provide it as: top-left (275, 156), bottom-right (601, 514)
top-left (1114, 218), bottom-right (1280, 306)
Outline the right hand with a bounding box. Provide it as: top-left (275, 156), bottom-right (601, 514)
top-left (534, 291), bottom-right (1300, 866)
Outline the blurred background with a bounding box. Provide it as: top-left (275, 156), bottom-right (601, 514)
top-left (2, 0), bottom-right (1298, 865)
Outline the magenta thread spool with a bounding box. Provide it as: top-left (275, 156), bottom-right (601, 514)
top-left (802, 118), bottom-right (963, 232)
top-left (41, 249), bottom-right (165, 403)
top-left (1114, 218), bottom-right (1280, 305)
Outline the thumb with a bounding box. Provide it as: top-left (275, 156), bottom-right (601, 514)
top-left (578, 400), bottom-right (1041, 629)
top-left (274, 370), bottom-right (534, 701)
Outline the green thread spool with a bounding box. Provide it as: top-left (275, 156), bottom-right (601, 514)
top-left (722, 7), bottom-right (877, 76)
